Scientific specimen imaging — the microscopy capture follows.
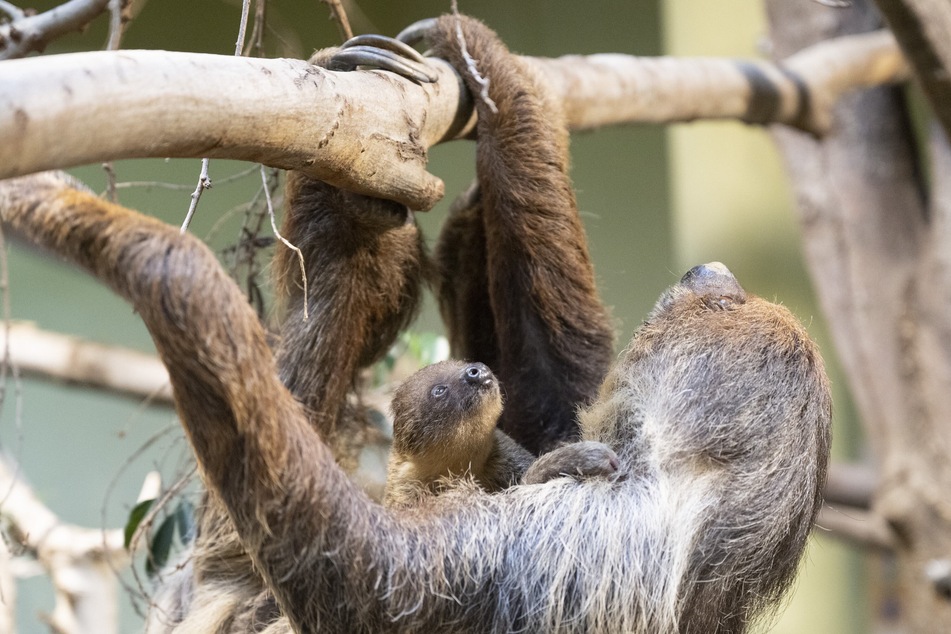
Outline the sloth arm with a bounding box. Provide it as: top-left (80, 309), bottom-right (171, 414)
top-left (426, 15), bottom-right (615, 454)
top-left (0, 174), bottom-right (406, 632)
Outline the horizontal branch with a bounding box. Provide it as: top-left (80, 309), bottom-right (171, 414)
top-left (817, 504), bottom-right (897, 551)
top-left (0, 321), bottom-right (173, 404)
top-left (824, 461), bottom-right (877, 509)
top-left (0, 30), bottom-right (906, 209)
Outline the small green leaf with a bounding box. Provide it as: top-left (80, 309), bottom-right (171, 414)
top-left (124, 499), bottom-right (154, 550)
top-left (175, 499), bottom-right (196, 545)
top-left (146, 515), bottom-right (176, 578)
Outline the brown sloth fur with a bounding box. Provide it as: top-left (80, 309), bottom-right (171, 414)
top-left (0, 14), bottom-right (831, 634)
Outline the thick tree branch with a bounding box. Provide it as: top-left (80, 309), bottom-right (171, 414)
top-left (0, 321), bottom-right (172, 404)
top-left (0, 31), bottom-right (906, 209)
top-left (872, 0), bottom-right (951, 140)
top-left (0, 0), bottom-right (110, 60)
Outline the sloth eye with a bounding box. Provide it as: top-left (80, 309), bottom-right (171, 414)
top-left (431, 385), bottom-right (448, 398)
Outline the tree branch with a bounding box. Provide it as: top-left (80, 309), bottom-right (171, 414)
top-left (872, 0), bottom-right (951, 140)
top-left (825, 461), bottom-right (877, 509)
top-left (0, 31), bottom-right (906, 209)
top-left (0, 321), bottom-right (172, 404)
top-left (0, 0), bottom-right (110, 60)
top-left (0, 457), bottom-right (128, 634)
top-left (817, 504), bottom-right (897, 551)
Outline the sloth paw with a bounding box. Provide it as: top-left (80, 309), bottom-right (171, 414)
top-left (522, 441), bottom-right (621, 485)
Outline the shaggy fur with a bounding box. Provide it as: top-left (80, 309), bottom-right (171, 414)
top-left (0, 14), bottom-right (831, 634)
top-left (384, 360), bottom-right (619, 507)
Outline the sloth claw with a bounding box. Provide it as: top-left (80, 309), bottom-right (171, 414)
top-left (395, 18), bottom-right (438, 48)
top-left (328, 34), bottom-right (437, 83)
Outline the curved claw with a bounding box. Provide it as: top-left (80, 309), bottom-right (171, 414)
top-left (329, 35), bottom-right (438, 83)
top-left (340, 34), bottom-right (428, 65)
top-left (395, 18), bottom-right (438, 48)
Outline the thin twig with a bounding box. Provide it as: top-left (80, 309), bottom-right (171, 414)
top-left (319, 0), bottom-right (353, 42)
top-left (234, 0), bottom-right (251, 56)
top-left (180, 158), bottom-right (211, 233)
top-left (105, 0), bottom-right (125, 50)
top-left (450, 0), bottom-right (498, 115)
top-left (261, 165), bottom-right (308, 320)
top-left (102, 161), bottom-right (118, 202)
top-left (111, 165), bottom-right (260, 194)
top-left (243, 0), bottom-right (266, 57)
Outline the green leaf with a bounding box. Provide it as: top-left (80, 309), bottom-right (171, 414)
top-left (146, 514), bottom-right (176, 578)
top-left (124, 499), bottom-right (154, 550)
top-left (175, 499), bottom-right (196, 545)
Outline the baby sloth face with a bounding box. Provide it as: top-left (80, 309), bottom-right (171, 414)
top-left (391, 360), bottom-right (503, 458)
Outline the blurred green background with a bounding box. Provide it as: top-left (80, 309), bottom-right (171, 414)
top-left (4, 0), bottom-right (869, 631)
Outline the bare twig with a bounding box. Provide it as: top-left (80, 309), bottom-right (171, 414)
top-left (0, 0), bottom-right (110, 59)
top-left (319, 0), bottom-right (353, 42)
top-left (234, 0), bottom-right (250, 56)
top-left (105, 0), bottom-right (126, 51)
top-left (243, 0), bottom-right (266, 56)
top-left (179, 158), bottom-right (211, 233)
top-left (451, 1), bottom-right (498, 115)
top-left (261, 165), bottom-right (308, 320)
top-left (101, 161), bottom-right (118, 202)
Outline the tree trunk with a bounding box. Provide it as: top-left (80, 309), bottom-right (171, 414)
top-left (767, 0), bottom-right (951, 630)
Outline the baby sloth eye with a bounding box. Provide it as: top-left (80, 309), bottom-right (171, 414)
top-left (431, 385), bottom-right (448, 398)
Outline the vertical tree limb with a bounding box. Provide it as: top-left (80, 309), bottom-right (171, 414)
top-left (872, 0), bottom-right (951, 140)
top-left (767, 0), bottom-right (951, 628)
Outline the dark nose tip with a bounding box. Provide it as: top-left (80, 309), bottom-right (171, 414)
top-left (463, 362), bottom-right (493, 386)
top-left (680, 262), bottom-right (746, 298)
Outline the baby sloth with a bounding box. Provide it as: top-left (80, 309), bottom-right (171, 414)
top-left (384, 360), bottom-right (619, 507)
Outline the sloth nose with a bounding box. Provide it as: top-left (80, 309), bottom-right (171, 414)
top-left (680, 262), bottom-right (746, 299)
top-left (463, 362), bottom-right (493, 386)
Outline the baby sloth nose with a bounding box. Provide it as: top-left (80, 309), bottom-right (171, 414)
top-left (680, 262), bottom-right (746, 300)
top-left (463, 362), bottom-right (493, 387)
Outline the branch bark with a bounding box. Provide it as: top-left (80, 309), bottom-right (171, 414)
top-left (767, 0), bottom-right (951, 628)
top-left (0, 31), bottom-right (906, 210)
top-left (0, 0), bottom-right (110, 60)
top-left (872, 0), bottom-right (951, 140)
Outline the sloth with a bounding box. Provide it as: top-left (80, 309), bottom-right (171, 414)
top-left (0, 12), bottom-right (832, 634)
top-left (384, 360), bottom-right (620, 507)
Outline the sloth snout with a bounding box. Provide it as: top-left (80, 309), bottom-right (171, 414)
top-left (463, 362), bottom-right (493, 387)
top-left (681, 262), bottom-right (746, 301)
